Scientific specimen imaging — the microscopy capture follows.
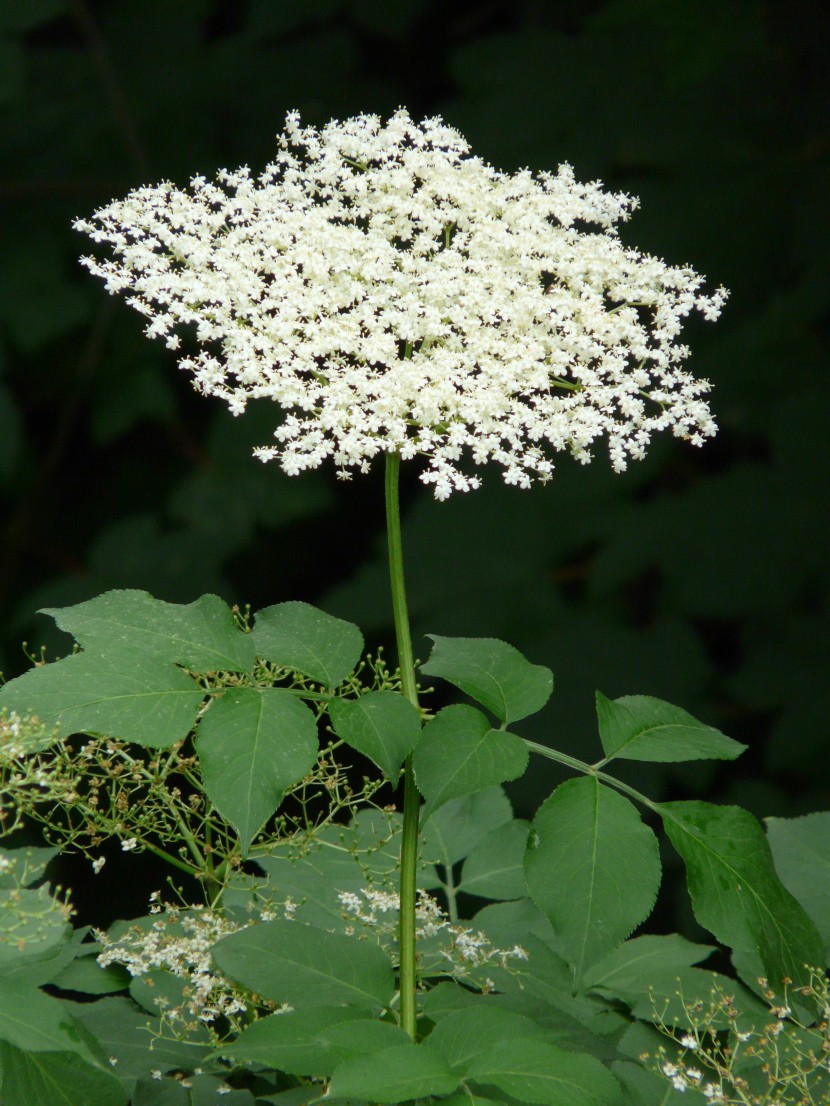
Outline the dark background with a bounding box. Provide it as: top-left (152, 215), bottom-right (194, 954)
top-left (1, 0), bottom-right (828, 919)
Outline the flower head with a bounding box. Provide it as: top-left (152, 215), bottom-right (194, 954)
top-left (75, 110), bottom-right (725, 498)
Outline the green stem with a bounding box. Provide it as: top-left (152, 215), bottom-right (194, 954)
top-left (522, 738), bottom-right (659, 813)
top-left (384, 449), bottom-right (420, 1039)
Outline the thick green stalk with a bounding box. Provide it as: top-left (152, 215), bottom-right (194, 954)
top-left (384, 450), bottom-right (420, 1039)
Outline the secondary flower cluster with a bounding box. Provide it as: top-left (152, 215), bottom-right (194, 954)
top-left (338, 886), bottom-right (528, 974)
top-left (76, 110), bottom-right (726, 498)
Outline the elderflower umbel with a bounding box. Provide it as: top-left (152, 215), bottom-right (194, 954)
top-left (75, 110), bottom-right (726, 499)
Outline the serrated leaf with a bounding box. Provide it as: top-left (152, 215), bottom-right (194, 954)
top-left (582, 934), bottom-right (715, 993)
top-left (596, 693), bottom-right (745, 764)
top-left (328, 690), bottom-right (421, 780)
top-left (422, 636), bottom-right (553, 723)
top-left (328, 1043), bottom-right (460, 1102)
top-left (426, 1006), bottom-right (546, 1073)
top-left (42, 590), bottom-right (255, 674)
top-left (196, 688), bottom-right (318, 854)
top-left (217, 1007), bottom-right (406, 1076)
top-left (458, 819), bottom-right (530, 900)
top-left (0, 650), bottom-right (204, 747)
top-left (251, 602), bottom-right (363, 688)
top-left (0, 1043), bottom-right (125, 1106)
top-left (419, 787), bottom-right (514, 869)
top-left (466, 1038), bottom-right (622, 1106)
top-left (414, 705), bottom-right (528, 819)
top-left (212, 920), bottom-right (394, 1011)
top-left (766, 811), bottom-right (830, 951)
top-left (660, 801), bottom-right (826, 990)
top-left (525, 777), bottom-right (661, 982)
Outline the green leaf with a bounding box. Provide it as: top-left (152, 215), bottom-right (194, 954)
top-left (0, 650), bottom-right (205, 747)
top-left (217, 1007), bottom-right (407, 1076)
top-left (251, 602), bottom-right (363, 688)
top-left (51, 954), bottom-right (129, 995)
top-left (595, 693), bottom-right (746, 763)
top-left (582, 934), bottom-right (715, 994)
top-left (196, 688), bottom-right (319, 854)
top-left (525, 777), bottom-right (661, 982)
top-left (211, 920), bottom-right (394, 1011)
top-left (419, 787), bottom-right (514, 869)
top-left (68, 995), bottom-right (208, 1078)
top-left (0, 846), bottom-right (58, 889)
top-left (466, 1038), bottom-right (621, 1106)
top-left (42, 591), bottom-right (255, 674)
top-left (766, 811), bottom-right (830, 952)
top-left (660, 801), bottom-right (826, 989)
top-left (458, 819), bottom-right (530, 900)
top-left (0, 1043), bottom-right (126, 1106)
top-left (328, 1043), bottom-right (460, 1102)
top-left (328, 690), bottom-right (421, 780)
top-left (0, 885), bottom-right (70, 965)
top-left (247, 834), bottom-right (369, 929)
top-left (422, 636), bottom-right (553, 723)
top-left (425, 1007), bottom-right (546, 1073)
top-left (0, 980), bottom-right (84, 1051)
top-left (414, 705), bottom-right (528, 819)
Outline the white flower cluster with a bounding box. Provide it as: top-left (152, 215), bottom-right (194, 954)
top-left (338, 886), bottom-right (527, 971)
top-left (96, 905), bottom-right (248, 1029)
top-left (75, 111), bottom-right (726, 498)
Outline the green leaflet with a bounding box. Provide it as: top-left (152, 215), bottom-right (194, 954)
top-left (660, 801), bottom-right (826, 990)
top-left (525, 777), bottom-right (661, 983)
top-left (211, 920), bottom-right (395, 1011)
top-left (582, 934), bottom-right (716, 994)
top-left (466, 1038), bottom-right (622, 1106)
top-left (328, 689), bottom-right (421, 780)
top-left (0, 649), bottom-right (205, 747)
top-left (766, 811), bottom-right (830, 951)
top-left (419, 786), bottom-right (514, 870)
top-left (196, 687), bottom-right (319, 855)
top-left (251, 601), bottom-right (363, 688)
top-left (41, 590), bottom-right (255, 673)
top-left (425, 1007), bottom-right (547, 1072)
top-left (0, 1043), bottom-right (125, 1106)
top-left (217, 1007), bottom-right (407, 1076)
top-left (421, 635), bottom-right (553, 723)
top-left (595, 692), bottom-right (746, 763)
top-left (0, 885), bottom-right (70, 966)
top-left (328, 1042), bottom-right (460, 1102)
top-left (457, 818), bottom-right (530, 900)
top-left (0, 980), bottom-right (85, 1052)
top-left (414, 704), bottom-right (528, 819)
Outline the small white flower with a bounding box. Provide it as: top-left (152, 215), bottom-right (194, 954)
top-left (91, 856), bottom-right (106, 874)
top-left (76, 110), bottom-right (724, 499)
top-left (679, 1034), bottom-right (697, 1050)
top-left (120, 838), bottom-right (138, 852)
